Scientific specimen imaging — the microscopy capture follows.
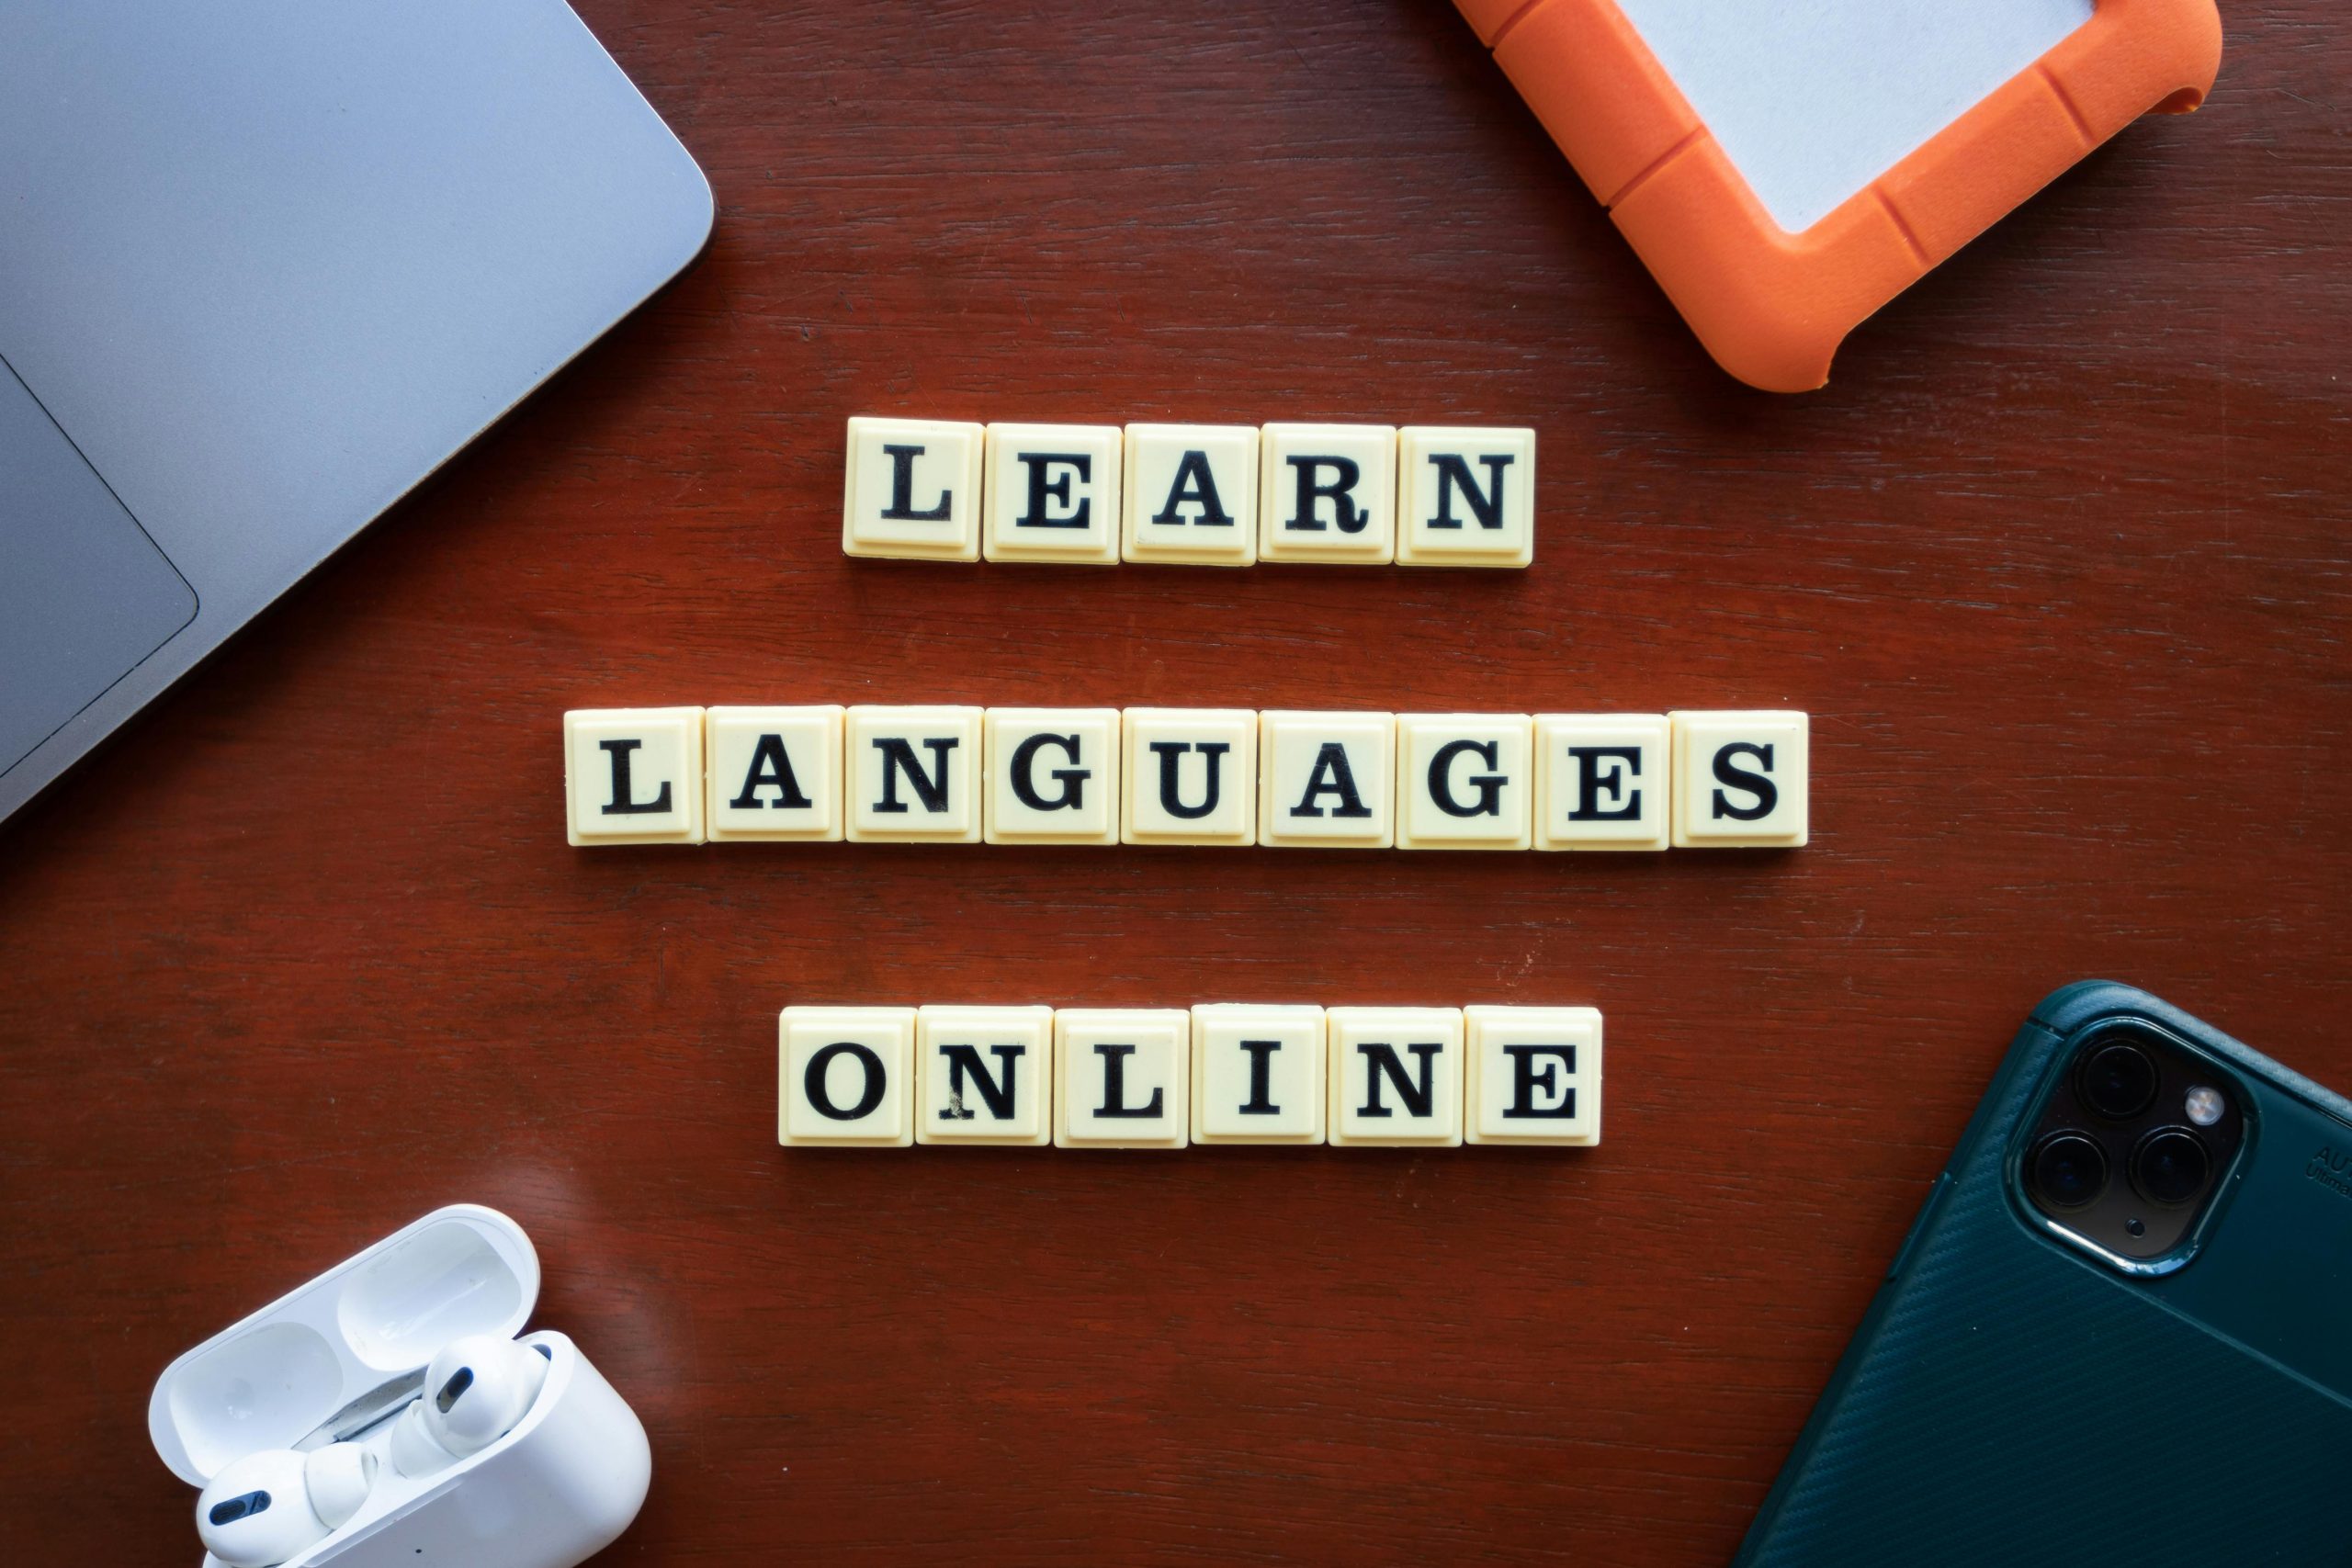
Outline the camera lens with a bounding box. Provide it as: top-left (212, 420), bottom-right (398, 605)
top-left (2132, 1128), bottom-right (2211, 1207)
top-left (2030, 1132), bottom-right (2109, 1212)
top-left (2077, 1041), bottom-right (2159, 1120)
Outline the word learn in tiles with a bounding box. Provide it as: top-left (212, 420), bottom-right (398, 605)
top-left (562, 706), bottom-right (1809, 851)
top-left (777, 1002), bottom-right (1602, 1148)
top-left (841, 417), bottom-right (1537, 568)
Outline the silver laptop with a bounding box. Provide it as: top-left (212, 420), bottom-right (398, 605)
top-left (0, 0), bottom-right (712, 825)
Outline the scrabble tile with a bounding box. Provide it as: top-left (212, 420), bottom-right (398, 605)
top-left (1259, 423), bottom-right (1397, 564)
top-left (1395, 426), bottom-right (1537, 568)
top-left (845, 705), bottom-right (984, 843)
top-left (564, 707), bottom-right (706, 845)
top-left (706, 705), bottom-right (844, 842)
top-left (1532, 714), bottom-right (1669, 852)
top-left (1123, 424), bottom-right (1259, 565)
top-left (984, 708), bottom-right (1121, 846)
top-left (1464, 1006), bottom-right (1601, 1145)
top-left (1326, 1007), bottom-right (1464, 1146)
top-left (1191, 1004), bottom-right (1327, 1145)
top-left (842, 416), bottom-right (984, 560)
top-left (1395, 713), bottom-right (1533, 851)
top-left (1669, 709), bottom-right (1810, 848)
top-left (778, 1006), bottom-right (916, 1146)
top-left (915, 1004), bottom-right (1056, 1145)
top-left (1257, 710), bottom-right (1395, 849)
top-left (982, 423), bottom-right (1122, 565)
top-left (1056, 1009), bottom-right (1190, 1148)
top-left (1121, 707), bottom-right (1258, 846)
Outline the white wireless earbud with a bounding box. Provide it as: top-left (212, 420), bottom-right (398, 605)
top-left (196, 1443), bottom-right (377, 1568)
top-left (390, 1333), bottom-right (551, 1477)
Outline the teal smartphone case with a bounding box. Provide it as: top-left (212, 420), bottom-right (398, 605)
top-left (1734, 982), bottom-right (2352, 1566)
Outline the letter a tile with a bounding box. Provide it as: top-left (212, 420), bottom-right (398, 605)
top-left (707, 705), bottom-right (844, 842)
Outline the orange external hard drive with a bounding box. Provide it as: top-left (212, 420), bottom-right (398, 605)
top-left (1457, 0), bottom-right (2222, 391)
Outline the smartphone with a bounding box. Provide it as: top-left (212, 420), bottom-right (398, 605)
top-left (1734, 982), bottom-right (2352, 1566)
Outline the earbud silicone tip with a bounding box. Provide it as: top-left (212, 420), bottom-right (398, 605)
top-left (389, 1401), bottom-right (457, 1479)
top-left (303, 1443), bottom-right (376, 1529)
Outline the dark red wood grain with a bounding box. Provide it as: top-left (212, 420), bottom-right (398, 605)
top-left (3, 3), bottom-right (2346, 1562)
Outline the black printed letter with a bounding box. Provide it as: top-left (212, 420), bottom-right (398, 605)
top-left (874, 737), bottom-right (957, 814)
top-left (879, 444), bottom-right (952, 521)
top-left (1426, 453), bottom-right (1513, 530)
top-left (1711, 742), bottom-right (1778, 822)
top-left (1429, 739), bottom-right (1505, 818)
top-left (1010, 732), bottom-right (1088, 812)
top-left (1151, 450), bottom-right (1234, 527)
top-left (729, 734), bottom-right (815, 811)
top-left (599, 739), bottom-right (672, 816)
top-left (805, 1042), bottom-right (887, 1121)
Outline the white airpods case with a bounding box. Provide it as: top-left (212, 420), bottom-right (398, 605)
top-left (150, 1205), bottom-right (652, 1568)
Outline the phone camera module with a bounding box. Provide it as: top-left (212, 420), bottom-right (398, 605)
top-left (2076, 1041), bottom-right (2159, 1120)
top-left (2029, 1131), bottom-right (2109, 1212)
top-left (2131, 1127), bottom-right (2211, 1207)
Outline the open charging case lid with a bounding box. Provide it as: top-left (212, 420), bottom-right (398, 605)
top-left (148, 1205), bottom-right (540, 1487)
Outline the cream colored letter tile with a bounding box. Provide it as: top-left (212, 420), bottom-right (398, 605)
top-left (842, 416), bottom-right (984, 560)
top-left (1259, 423), bottom-right (1397, 564)
top-left (1122, 707), bottom-right (1258, 846)
top-left (1257, 710), bottom-right (1394, 849)
top-left (564, 706), bottom-right (705, 845)
top-left (845, 705), bottom-right (984, 843)
top-left (706, 705), bottom-right (843, 841)
top-left (1191, 1004), bottom-right (1327, 1145)
top-left (1123, 424), bottom-right (1259, 565)
top-left (1056, 1009), bottom-right (1190, 1148)
top-left (1327, 1007), bottom-right (1464, 1146)
top-left (984, 708), bottom-right (1120, 845)
top-left (1395, 426), bottom-right (1536, 568)
top-left (916, 1005), bottom-right (1055, 1145)
top-left (1532, 714), bottom-right (1669, 852)
top-left (983, 423), bottom-right (1122, 565)
top-left (1669, 710), bottom-right (1810, 848)
top-left (778, 1006), bottom-right (915, 1146)
top-left (1395, 714), bottom-right (1532, 851)
top-left (1464, 1006), bottom-right (1601, 1145)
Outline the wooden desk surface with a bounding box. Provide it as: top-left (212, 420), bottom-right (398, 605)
top-left (5, 3), bottom-right (2346, 1562)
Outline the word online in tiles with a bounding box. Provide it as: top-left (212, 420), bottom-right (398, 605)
top-left (564, 706), bottom-right (1809, 851)
top-left (779, 1003), bottom-right (1601, 1148)
top-left (842, 417), bottom-right (1537, 568)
